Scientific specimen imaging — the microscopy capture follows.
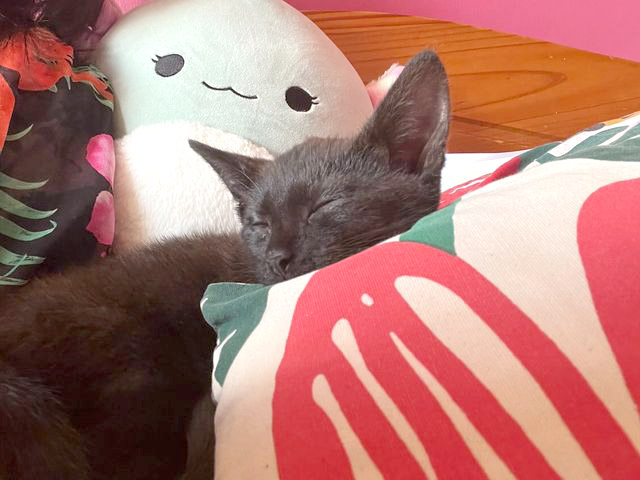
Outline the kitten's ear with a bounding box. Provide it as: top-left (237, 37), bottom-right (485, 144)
top-left (189, 140), bottom-right (268, 202)
top-left (357, 50), bottom-right (450, 178)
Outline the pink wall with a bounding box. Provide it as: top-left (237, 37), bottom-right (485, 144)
top-left (286, 0), bottom-right (640, 63)
top-left (104, 0), bottom-right (639, 63)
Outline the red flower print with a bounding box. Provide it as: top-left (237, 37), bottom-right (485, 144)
top-left (86, 134), bottom-right (116, 187)
top-left (86, 190), bottom-right (115, 246)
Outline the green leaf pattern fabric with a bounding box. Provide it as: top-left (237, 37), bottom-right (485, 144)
top-left (0, 47), bottom-right (114, 290)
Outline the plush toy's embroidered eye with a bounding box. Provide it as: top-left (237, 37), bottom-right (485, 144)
top-left (152, 54), bottom-right (184, 77)
top-left (285, 86), bottom-right (318, 112)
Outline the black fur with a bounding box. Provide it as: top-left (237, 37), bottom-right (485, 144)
top-left (0, 50), bottom-right (450, 479)
top-left (0, 235), bottom-right (251, 480)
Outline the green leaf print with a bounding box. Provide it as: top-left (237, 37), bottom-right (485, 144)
top-left (6, 124), bottom-right (34, 142)
top-left (1, 95), bottom-right (62, 288)
top-left (0, 253), bottom-right (32, 285)
top-left (0, 245), bottom-right (44, 267)
top-left (72, 65), bottom-right (114, 111)
top-left (516, 142), bottom-right (561, 170)
top-left (611, 122), bottom-right (640, 144)
top-left (202, 282), bottom-right (271, 388)
top-left (0, 172), bottom-right (48, 190)
top-left (0, 217), bottom-right (57, 241)
top-left (93, 93), bottom-right (114, 111)
top-left (0, 276), bottom-right (28, 286)
top-left (558, 127), bottom-right (627, 158)
top-left (400, 200), bottom-right (460, 255)
top-left (0, 190), bottom-right (57, 219)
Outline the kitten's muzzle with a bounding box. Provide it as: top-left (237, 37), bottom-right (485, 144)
top-left (267, 248), bottom-right (293, 277)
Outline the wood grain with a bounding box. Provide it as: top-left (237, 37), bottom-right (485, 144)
top-left (306, 11), bottom-right (640, 152)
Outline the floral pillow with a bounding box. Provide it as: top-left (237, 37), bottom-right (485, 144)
top-left (0, 28), bottom-right (114, 289)
top-left (202, 112), bottom-right (640, 478)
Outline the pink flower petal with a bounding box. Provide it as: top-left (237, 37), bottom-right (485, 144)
top-left (86, 190), bottom-right (115, 246)
top-left (86, 134), bottom-right (115, 187)
top-left (366, 63), bottom-right (405, 107)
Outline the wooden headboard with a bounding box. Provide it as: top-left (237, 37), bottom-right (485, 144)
top-left (307, 12), bottom-right (640, 152)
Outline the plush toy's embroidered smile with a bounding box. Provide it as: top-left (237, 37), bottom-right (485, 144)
top-left (201, 81), bottom-right (257, 100)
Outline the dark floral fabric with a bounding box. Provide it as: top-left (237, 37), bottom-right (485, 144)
top-left (0, 28), bottom-right (115, 290)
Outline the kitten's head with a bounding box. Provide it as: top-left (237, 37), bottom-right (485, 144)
top-left (191, 50), bottom-right (450, 284)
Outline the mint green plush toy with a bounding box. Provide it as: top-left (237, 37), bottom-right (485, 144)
top-left (95, 0), bottom-right (372, 154)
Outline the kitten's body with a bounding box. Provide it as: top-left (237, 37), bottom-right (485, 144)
top-left (0, 235), bottom-right (250, 480)
top-left (0, 51), bottom-right (451, 479)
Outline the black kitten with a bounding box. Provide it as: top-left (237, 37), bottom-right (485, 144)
top-left (0, 50), bottom-right (450, 480)
top-left (191, 50), bottom-right (450, 284)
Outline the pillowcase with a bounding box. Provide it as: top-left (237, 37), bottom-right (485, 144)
top-left (1, 28), bottom-right (114, 289)
top-left (202, 111), bottom-right (640, 479)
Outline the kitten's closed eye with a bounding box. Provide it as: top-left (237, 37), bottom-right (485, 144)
top-left (307, 199), bottom-right (337, 224)
top-left (250, 220), bottom-right (271, 240)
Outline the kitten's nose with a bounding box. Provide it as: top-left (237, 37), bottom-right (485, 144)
top-left (268, 248), bottom-right (292, 275)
